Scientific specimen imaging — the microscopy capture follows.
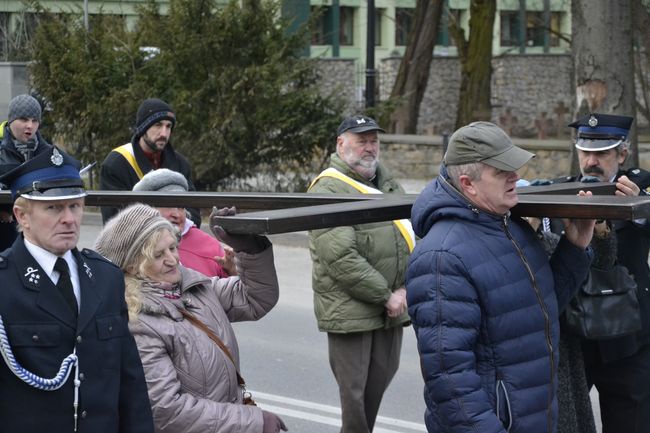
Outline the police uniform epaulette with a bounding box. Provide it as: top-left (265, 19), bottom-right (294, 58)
top-left (80, 248), bottom-right (120, 268)
top-left (622, 167), bottom-right (650, 190)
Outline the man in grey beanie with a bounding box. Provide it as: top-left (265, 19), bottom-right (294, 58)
top-left (99, 97), bottom-right (199, 226)
top-left (0, 93), bottom-right (52, 250)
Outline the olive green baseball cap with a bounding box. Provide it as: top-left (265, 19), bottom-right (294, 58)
top-left (443, 121), bottom-right (535, 171)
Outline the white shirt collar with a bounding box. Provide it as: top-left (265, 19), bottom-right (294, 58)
top-left (23, 238), bottom-right (81, 308)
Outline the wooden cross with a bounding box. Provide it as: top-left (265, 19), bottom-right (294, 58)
top-left (1, 182), bottom-right (648, 234)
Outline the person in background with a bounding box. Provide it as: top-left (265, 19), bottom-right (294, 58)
top-left (0, 94), bottom-right (52, 250)
top-left (133, 168), bottom-right (235, 277)
top-left (406, 121), bottom-right (595, 433)
top-left (547, 113), bottom-right (650, 433)
top-left (99, 98), bottom-right (200, 226)
top-left (0, 146), bottom-right (154, 432)
top-left (307, 114), bottom-right (413, 433)
top-left (94, 203), bottom-right (287, 433)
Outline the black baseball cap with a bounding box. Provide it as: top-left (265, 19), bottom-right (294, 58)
top-left (337, 115), bottom-right (385, 136)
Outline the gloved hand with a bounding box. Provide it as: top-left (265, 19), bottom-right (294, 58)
top-left (210, 206), bottom-right (271, 254)
top-left (262, 410), bottom-right (288, 433)
top-left (580, 175), bottom-right (601, 183)
top-left (529, 178), bottom-right (553, 186)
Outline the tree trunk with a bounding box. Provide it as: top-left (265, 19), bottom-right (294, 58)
top-left (571, 0), bottom-right (636, 173)
top-left (388, 0), bottom-right (443, 134)
top-left (450, 0), bottom-right (496, 130)
top-left (633, 2), bottom-right (650, 126)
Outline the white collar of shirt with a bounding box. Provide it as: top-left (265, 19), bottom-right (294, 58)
top-left (181, 218), bottom-right (194, 237)
top-left (23, 238), bottom-right (81, 309)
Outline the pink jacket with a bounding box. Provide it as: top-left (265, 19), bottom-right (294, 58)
top-left (179, 226), bottom-right (229, 278)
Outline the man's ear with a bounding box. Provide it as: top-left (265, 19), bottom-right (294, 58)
top-left (335, 135), bottom-right (344, 155)
top-left (13, 205), bottom-right (28, 230)
top-left (618, 147), bottom-right (629, 165)
top-left (458, 175), bottom-right (477, 196)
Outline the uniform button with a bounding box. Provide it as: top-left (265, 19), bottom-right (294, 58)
top-left (79, 373), bottom-right (85, 381)
top-left (76, 336), bottom-right (82, 344)
top-left (32, 334), bottom-right (39, 342)
top-left (81, 411), bottom-right (87, 418)
top-left (108, 325), bottom-right (113, 332)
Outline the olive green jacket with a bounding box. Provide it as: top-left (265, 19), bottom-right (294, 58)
top-left (307, 153), bottom-right (411, 333)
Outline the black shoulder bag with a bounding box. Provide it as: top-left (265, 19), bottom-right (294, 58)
top-left (565, 264), bottom-right (642, 340)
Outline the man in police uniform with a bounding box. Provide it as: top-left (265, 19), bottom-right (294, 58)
top-left (0, 147), bottom-right (154, 432)
top-left (560, 113), bottom-right (650, 433)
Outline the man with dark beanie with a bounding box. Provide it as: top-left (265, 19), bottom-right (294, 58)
top-left (99, 98), bottom-right (200, 225)
top-left (0, 94), bottom-right (52, 251)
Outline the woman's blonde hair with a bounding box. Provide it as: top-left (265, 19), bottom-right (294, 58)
top-left (124, 227), bottom-right (178, 321)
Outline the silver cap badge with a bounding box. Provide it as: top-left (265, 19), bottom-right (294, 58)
top-left (50, 148), bottom-right (63, 166)
top-left (588, 115), bottom-right (598, 128)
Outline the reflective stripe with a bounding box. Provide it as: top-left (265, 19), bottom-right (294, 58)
top-left (112, 143), bottom-right (144, 179)
top-left (310, 167), bottom-right (415, 252)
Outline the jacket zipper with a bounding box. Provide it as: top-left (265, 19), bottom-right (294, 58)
top-left (495, 378), bottom-right (513, 432)
top-left (502, 216), bottom-right (555, 433)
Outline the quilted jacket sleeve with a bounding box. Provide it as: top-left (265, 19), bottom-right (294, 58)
top-left (407, 248), bottom-right (506, 433)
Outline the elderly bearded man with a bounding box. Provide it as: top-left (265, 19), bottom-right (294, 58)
top-left (308, 115), bottom-right (414, 433)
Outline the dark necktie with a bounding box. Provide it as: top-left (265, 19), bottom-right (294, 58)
top-left (54, 257), bottom-right (78, 316)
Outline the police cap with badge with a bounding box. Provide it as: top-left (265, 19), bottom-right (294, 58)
top-left (569, 113), bottom-right (634, 151)
top-left (0, 146), bottom-right (86, 201)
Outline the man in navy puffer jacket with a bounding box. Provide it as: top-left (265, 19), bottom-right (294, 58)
top-left (407, 122), bottom-right (595, 433)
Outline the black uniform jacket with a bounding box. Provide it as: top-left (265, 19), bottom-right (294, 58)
top-left (554, 168), bottom-right (650, 362)
top-left (0, 125), bottom-right (52, 251)
top-left (99, 138), bottom-right (200, 226)
top-left (0, 237), bottom-right (154, 433)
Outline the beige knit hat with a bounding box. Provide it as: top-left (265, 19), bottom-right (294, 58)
top-left (94, 203), bottom-right (175, 270)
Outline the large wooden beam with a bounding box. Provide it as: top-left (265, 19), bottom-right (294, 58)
top-left (2, 183), bottom-right (646, 234)
top-left (0, 190), bottom-right (381, 210)
top-left (212, 194), bottom-right (650, 234)
top-left (517, 181), bottom-right (617, 196)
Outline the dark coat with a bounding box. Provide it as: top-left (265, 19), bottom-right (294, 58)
top-left (406, 170), bottom-right (592, 433)
top-left (0, 237), bottom-right (155, 433)
top-left (0, 123), bottom-right (52, 250)
top-left (553, 168), bottom-right (650, 362)
top-left (99, 139), bottom-right (200, 226)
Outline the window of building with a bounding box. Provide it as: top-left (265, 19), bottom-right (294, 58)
top-left (339, 6), bottom-right (354, 46)
top-left (395, 8), bottom-right (413, 46)
top-left (500, 10), bottom-right (564, 48)
top-left (549, 12), bottom-right (562, 47)
top-left (437, 8), bottom-right (460, 46)
top-left (500, 11), bottom-right (520, 47)
top-left (310, 6), bottom-right (354, 46)
top-left (311, 6), bottom-right (332, 45)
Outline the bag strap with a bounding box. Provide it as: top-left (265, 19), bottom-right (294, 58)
top-left (178, 308), bottom-right (246, 386)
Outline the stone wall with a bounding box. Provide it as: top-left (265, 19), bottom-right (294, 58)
top-left (313, 58), bottom-right (359, 113)
top-left (377, 55), bottom-right (574, 137)
top-left (380, 134), bottom-right (650, 182)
